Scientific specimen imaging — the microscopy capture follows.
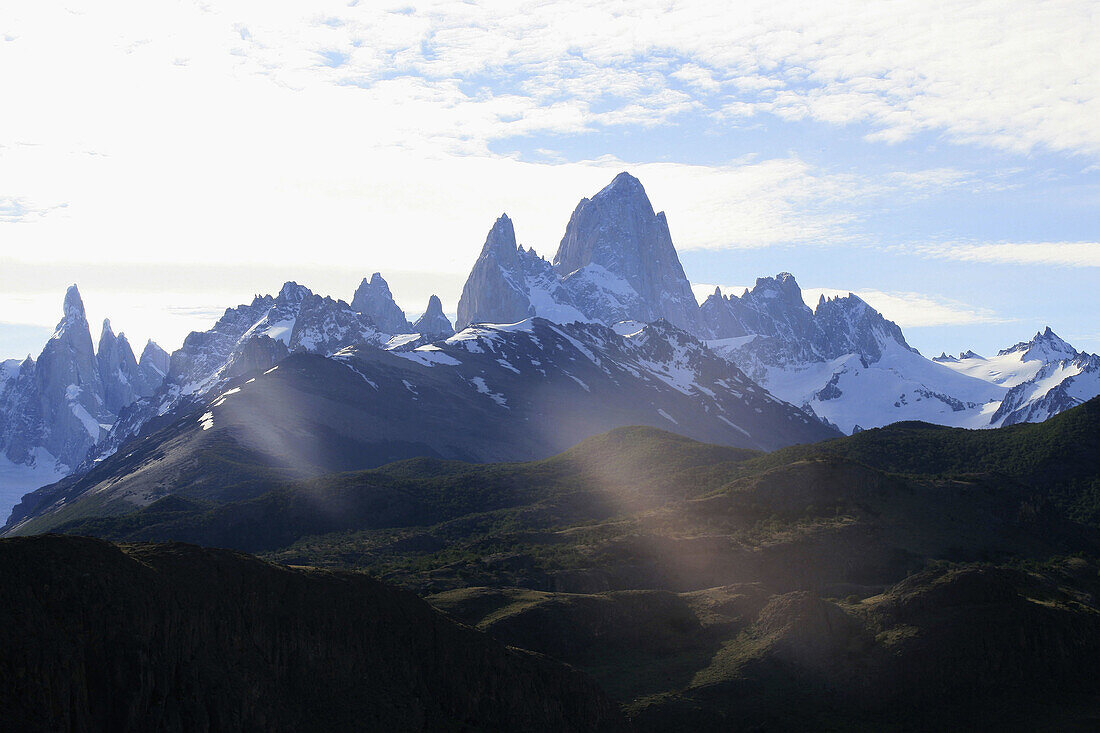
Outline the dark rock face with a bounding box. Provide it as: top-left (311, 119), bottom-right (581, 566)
top-left (30, 286), bottom-right (109, 466)
top-left (812, 292), bottom-right (913, 362)
top-left (0, 535), bottom-right (625, 732)
top-left (411, 294), bottom-right (455, 338)
top-left (0, 356), bottom-right (42, 465)
top-left (351, 272), bottom-right (413, 335)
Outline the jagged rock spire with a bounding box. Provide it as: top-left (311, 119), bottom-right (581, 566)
top-left (97, 319), bottom-right (143, 414)
top-left (351, 273), bottom-right (412, 334)
top-left (456, 214), bottom-right (534, 330)
top-left (62, 284), bottom-right (86, 324)
top-left (481, 214), bottom-right (519, 262)
top-left (31, 285), bottom-right (107, 465)
top-left (139, 340), bottom-right (170, 378)
top-left (412, 295), bottom-right (455, 339)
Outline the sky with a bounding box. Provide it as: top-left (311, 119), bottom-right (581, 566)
top-left (1, 0), bottom-right (1097, 362)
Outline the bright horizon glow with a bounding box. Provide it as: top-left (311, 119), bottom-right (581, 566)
top-left (2, 1), bottom-right (1098, 359)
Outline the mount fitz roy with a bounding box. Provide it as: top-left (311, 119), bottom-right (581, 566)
top-left (457, 172), bottom-right (699, 333)
top-left (2, 171), bottom-right (1098, 528)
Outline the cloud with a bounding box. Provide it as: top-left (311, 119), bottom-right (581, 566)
top-left (803, 288), bottom-right (1011, 328)
top-left (914, 241), bottom-right (1100, 268)
top-left (5, 1), bottom-right (1095, 158)
top-left (0, 196), bottom-right (66, 223)
top-left (0, 0), bottom-right (1091, 352)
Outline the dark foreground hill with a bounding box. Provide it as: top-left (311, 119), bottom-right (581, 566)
top-left (45, 399), bottom-right (1100, 592)
top-left (431, 559), bottom-right (1100, 731)
top-left (12, 398), bottom-right (1100, 730)
top-left (0, 535), bottom-right (625, 732)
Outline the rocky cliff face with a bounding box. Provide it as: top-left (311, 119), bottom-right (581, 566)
top-left (351, 272), bottom-right (413, 335)
top-left (456, 214), bottom-right (542, 328)
top-left (554, 172), bottom-right (700, 332)
top-left (0, 535), bottom-right (625, 732)
top-left (32, 286), bottom-right (110, 466)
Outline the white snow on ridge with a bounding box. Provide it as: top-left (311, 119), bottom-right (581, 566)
top-left (940, 351), bottom-right (1045, 388)
top-left (1066, 370), bottom-right (1100, 402)
top-left (210, 386), bottom-right (241, 407)
top-left (264, 318), bottom-right (297, 345)
top-left (385, 333), bottom-right (423, 350)
top-left (656, 408), bottom-right (678, 425)
top-left (611, 320), bottom-right (646, 336)
top-left (395, 348), bottom-right (462, 367)
top-left (0, 449), bottom-right (69, 524)
top-left (731, 340), bottom-right (1007, 434)
top-left (707, 335), bottom-right (759, 351)
top-left (469, 376), bottom-right (508, 407)
top-left (481, 319), bottom-right (537, 333)
top-left (71, 402), bottom-right (103, 440)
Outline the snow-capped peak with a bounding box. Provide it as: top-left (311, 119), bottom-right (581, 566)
top-left (997, 326), bottom-right (1077, 361)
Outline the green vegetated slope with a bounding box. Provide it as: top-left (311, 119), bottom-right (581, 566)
top-left (46, 397), bottom-right (1100, 730)
top-left (0, 535), bottom-right (626, 732)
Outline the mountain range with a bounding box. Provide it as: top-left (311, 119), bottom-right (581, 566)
top-left (452, 172), bottom-right (1100, 434)
top-left (2, 171), bottom-right (1098, 527)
